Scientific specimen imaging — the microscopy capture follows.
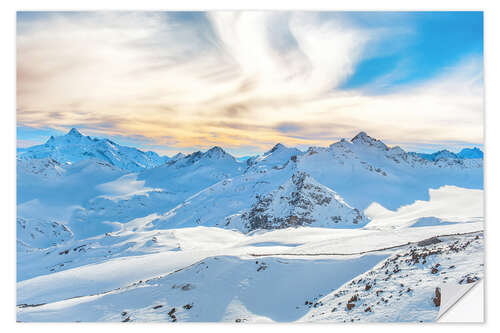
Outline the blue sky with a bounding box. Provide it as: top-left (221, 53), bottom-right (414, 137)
top-left (17, 11), bottom-right (484, 156)
top-left (341, 12), bottom-right (483, 91)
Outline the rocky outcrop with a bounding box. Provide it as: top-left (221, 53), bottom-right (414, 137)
top-left (226, 171), bottom-right (369, 232)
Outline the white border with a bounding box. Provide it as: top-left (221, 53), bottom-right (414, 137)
top-left (2, 1), bottom-right (499, 332)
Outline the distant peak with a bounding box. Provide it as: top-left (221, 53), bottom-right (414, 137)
top-left (171, 152), bottom-right (186, 160)
top-left (266, 143), bottom-right (286, 155)
top-left (351, 131), bottom-right (376, 143)
top-left (207, 146), bottom-right (224, 153)
top-left (205, 146), bottom-right (224, 155)
top-left (351, 131), bottom-right (368, 140)
top-left (436, 149), bottom-right (453, 154)
top-left (351, 131), bottom-right (388, 150)
top-left (457, 147), bottom-right (483, 159)
top-left (67, 128), bottom-right (83, 137)
top-left (204, 146), bottom-right (233, 159)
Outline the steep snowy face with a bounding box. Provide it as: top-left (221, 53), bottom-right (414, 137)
top-left (227, 171), bottom-right (369, 232)
top-left (18, 128), bottom-right (165, 172)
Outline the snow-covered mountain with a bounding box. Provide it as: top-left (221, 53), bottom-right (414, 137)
top-left (247, 143), bottom-right (303, 171)
top-left (139, 131), bottom-right (483, 232)
top-left (296, 132), bottom-right (483, 210)
top-left (16, 129), bottom-right (484, 323)
top-left (226, 171), bottom-right (368, 232)
top-left (138, 146), bottom-right (244, 194)
top-left (415, 149), bottom-right (459, 161)
top-left (457, 147), bottom-right (484, 159)
top-left (17, 130), bottom-right (483, 234)
top-left (414, 147), bottom-right (483, 161)
top-left (17, 128), bottom-right (167, 172)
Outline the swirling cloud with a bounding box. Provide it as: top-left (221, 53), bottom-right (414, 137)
top-left (16, 12), bottom-right (483, 155)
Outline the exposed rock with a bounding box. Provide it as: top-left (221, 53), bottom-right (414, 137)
top-left (230, 171), bottom-right (369, 231)
top-left (433, 288), bottom-right (441, 307)
top-left (417, 237), bottom-right (442, 247)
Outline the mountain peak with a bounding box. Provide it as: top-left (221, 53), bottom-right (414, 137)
top-left (265, 143), bottom-right (287, 155)
top-left (205, 146), bottom-right (227, 157)
top-left (271, 143), bottom-right (285, 152)
top-left (351, 131), bottom-right (388, 150)
top-left (171, 152), bottom-right (186, 160)
top-left (207, 146), bottom-right (224, 153)
top-left (228, 170), bottom-right (369, 232)
top-left (67, 128), bottom-right (83, 137)
top-left (20, 128), bottom-right (166, 172)
top-left (457, 147), bottom-right (483, 159)
top-left (197, 146), bottom-right (235, 161)
top-left (351, 131), bottom-right (368, 141)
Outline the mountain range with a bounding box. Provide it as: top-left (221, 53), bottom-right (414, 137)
top-left (16, 128), bottom-right (485, 322)
top-left (17, 128), bottom-right (483, 238)
top-left (18, 128), bottom-right (167, 172)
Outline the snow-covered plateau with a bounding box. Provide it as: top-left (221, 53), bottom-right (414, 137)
top-left (16, 129), bottom-right (484, 322)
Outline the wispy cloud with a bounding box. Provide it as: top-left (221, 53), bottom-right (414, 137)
top-left (16, 12), bottom-right (483, 155)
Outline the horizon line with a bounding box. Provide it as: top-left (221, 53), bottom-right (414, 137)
top-left (16, 126), bottom-right (484, 158)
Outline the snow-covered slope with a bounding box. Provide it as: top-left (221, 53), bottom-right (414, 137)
top-left (16, 230), bottom-right (483, 322)
top-left (365, 185), bottom-right (484, 230)
top-left (17, 253), bottom-right (386, 322)
top-left (17, 157), bottom-right (66, 178)
top-left (17, 217), bottom-right (73, 250)
top-left (299, 232), bottom-right (483, 323)
top-left (227, 171), bottom-right (368, 232)
top-left (18, 128), bottom-right (166, 172)
top-left (17, 158), bottom-right (126, 238)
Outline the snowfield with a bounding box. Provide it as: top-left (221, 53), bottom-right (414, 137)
top-left (16, 129), bottom-right (484, 322)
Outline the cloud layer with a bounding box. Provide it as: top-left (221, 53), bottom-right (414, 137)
top-left (17, 12), bottom-right (483, 155)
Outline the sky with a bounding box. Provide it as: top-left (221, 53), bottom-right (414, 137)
top-left (16, 11), bottom-right (483, 156)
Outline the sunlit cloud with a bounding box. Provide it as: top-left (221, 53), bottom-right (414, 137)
top-left (16, 12), bottom-right (483, 156)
